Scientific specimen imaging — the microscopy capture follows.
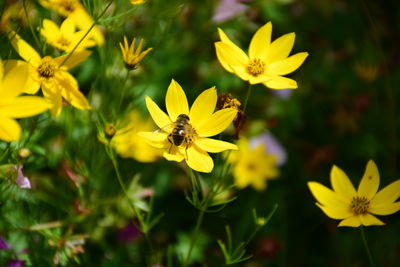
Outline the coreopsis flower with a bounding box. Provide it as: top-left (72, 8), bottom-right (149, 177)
top-left (308, 160), bottom-right (400, 227)
top-left (111, 110), bottom-right (162, 163)
top-left (40, 17), bottom-right (96, 52)
top-left (215, 22), bottom-right (308, 89)
top-left (8, 32), bottom-right (91, 117)
top-left (0, 60), bottom-right (50, 142)
top-left (249, 131), bottom-right (287, 166)
top-left (228, 138), bottom-right (279, 191)
top-left (119, 36), bottom-right (152, 70)
top-left (139, 80), bottom-right (238, 173)
top-left (39, 0), bottom-right (104, 45)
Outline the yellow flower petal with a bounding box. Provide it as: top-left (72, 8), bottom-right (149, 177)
top-left (218, 28), bottom-right (249, 63)
top-left (357, 160), bottom-right (380, 199)
top-left (189, 87), bottom-right (217, 128)
top-left (307, 182), bottom-right (348, 207)
top-left (230, 65), bottom-right (251, 81)
top-left (138, 131), bottom-right (168, 143)
top-left (264, 32), bottom-right (295, 63)
top-left (138, 131), bottom-right (169, 149)
top-left (370, 180), bottom-right (400, 205)
top-left (41, 19), bottom-right (60, 39)
top-left (145, 96), bottom-right (171, 130)
top-left (195, 137), bottom-right (238, 153)
top-left (215, 42), bottom-right (248, 72)
top-left (263, 76), bottom-right (298, 89)
top-left (330, 165), bottom-right (356, 201)
top-left (0, 116), bottom-right (21, 142)
top-left (165, 79), bottom-right (189, 121)
top-left (60, 17), bottom-right (75, 35)
top-left (58, 72), bottom-right (91, 110)
top-left (54, 49), bottom-right (92, 70)
top-left (8, 31), bottom-right (41, 65)
top-left (359, 213), bottom-right (385, 226)
top-left (196, 108), bottom-right (237, 137)
top-left (24, 65), bottom-right (41, 94)
top-left (42, 85), bottom-right (63, 117)
top-left (186, 145), bottom-right (214, 173)
top-left (0, 60), bottom-right (28, 98)
top-left (0, 96), bottom-right (49, 118)
top-left (268, 52), bottom-right (309, 76)
top-left (315, 203), bottom-right (353, 219)
top-left (369, 202), bottom-right (400, 216)
top-left (163, 145), bottom-right (184, 162)
top-left (338, 215), bottom-right (361, 227)
top-left (249, 22), bottom-right (272, 59)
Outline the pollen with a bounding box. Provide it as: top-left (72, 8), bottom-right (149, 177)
top-left (350, 196), bottom-right (370, 214)
top-left (246, 58), bottom-right (265, 77)
top-left (37, 56), bottom-right (58, 79)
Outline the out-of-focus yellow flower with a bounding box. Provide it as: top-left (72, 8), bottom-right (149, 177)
top-left (0, 60), bottom-right (50, 142)
top-left (0, 1), bottom-right (36, 32)
top-left (308, 160), bottom-right (400, 227)
top-left (119, 36), bottom-right (152, 70)
top-left (40, 17), bottom-right (96, 52)
top-left (130, 0), bottom-right (146, 4)
top-left (111, 110), bottom-right (162, 163)
top-left (355, 62), bottom-right (379, 83)
top-left (228, 138), bottom-right (278, 191)
top-left (39, 0), bottom-right (104, 45)
top-left (8, 31), bottom-right (91, 117)
top-left (139, 80), bottom-right (238, 173)
top-left (215, 22), bottom-right (308, 89)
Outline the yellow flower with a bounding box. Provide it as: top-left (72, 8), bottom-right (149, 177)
top-left (130, 0), bottom-right (146, 4)
top-left (8, 32), bottom-right (91, 117)
top-left (40, 17), bottom-right (96, 52)
top-left (308, 160), bottom-right (400, 227)
top-left (39, 0), bottom-right (104, 45)
top-left (119, 36), bottom-right (152, 70)
top-left (138, 80), bottom-right (238, 173)
top-left (0, 60), bottom-right (50, 142)
top-left (111, 110), bottom-right (162, 163)
top-left (229, 138), bottom-right (279, 191)
top-left (215, 22), bottom-right (308, 89)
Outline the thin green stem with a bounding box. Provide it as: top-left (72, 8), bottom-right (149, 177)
top-left (182, 205), bottom-right (205, 267)
top-left (242, 84), bottom-right (253, 112)
top-left (360, 225), bottom-right (375, 267)
top-left (22, 0), bottom-right (41, 49)
top-left (116, 69), bottom-right (130, 116)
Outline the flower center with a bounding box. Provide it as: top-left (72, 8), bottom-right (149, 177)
top-left (350, 196), bottom-right (370, 214)
top-left (37, 56), bottom-right (58, 79)
top-left (58, 0), bottom-right (77, 13)
top-left (246, 58), bottom-right (265, 77)
top-left (56, 36), bottom-right (72, 49)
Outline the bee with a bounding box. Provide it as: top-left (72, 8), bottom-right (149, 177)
top-left (159, 114), bottom-right (194, 157)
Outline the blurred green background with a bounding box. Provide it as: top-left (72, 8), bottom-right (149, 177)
top-left (0, 0), bottom-right (399, 266)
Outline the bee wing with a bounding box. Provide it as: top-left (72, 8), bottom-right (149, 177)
top-left (155, 122), bottom-right (174, 133)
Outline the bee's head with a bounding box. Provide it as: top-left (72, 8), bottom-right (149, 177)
top-left (177, 114), bottom-right (190, 120)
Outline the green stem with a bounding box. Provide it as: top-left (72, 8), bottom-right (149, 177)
top-left (183, 170), bottom-right (214, 267)
top-left (182, 206), bottom-right (205, 267)
top-left (360, 225), bottom-right (375, 267)
top-left (242, 84), bottom-right (253, 112)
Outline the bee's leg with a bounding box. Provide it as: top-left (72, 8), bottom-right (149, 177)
top-left (184, 141), bottom-right (189, 161)
top-left (167, 135), bottom-right (173, 153)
